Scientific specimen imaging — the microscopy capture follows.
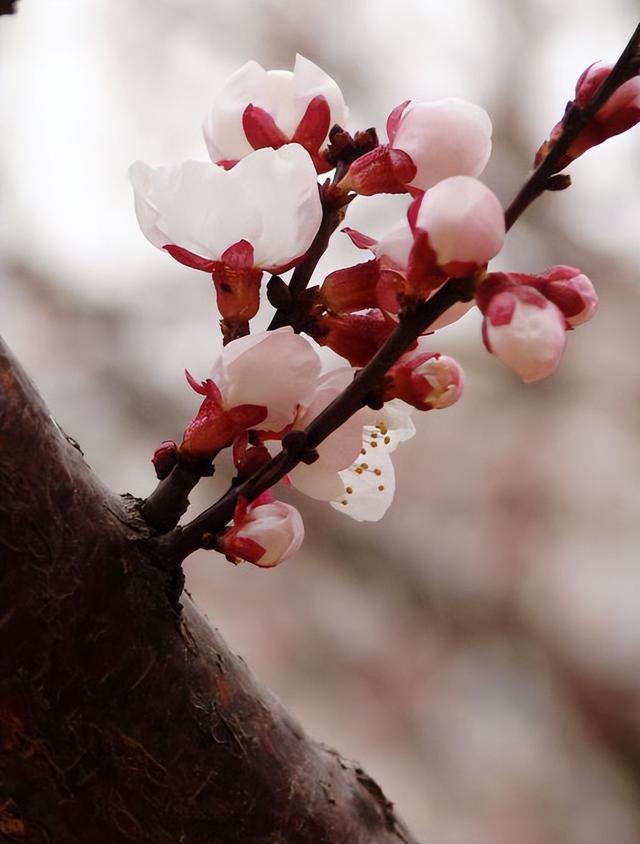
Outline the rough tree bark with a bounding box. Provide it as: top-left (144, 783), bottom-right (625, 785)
top-left (0, 336), bottom-right (419, 843)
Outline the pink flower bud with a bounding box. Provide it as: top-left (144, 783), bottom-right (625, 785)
top-left (203, 55), bottom-right (348, 172)
top-left (388, 98), bottom-right (493, 191)
top-left (413, 176), bottom-right (505, 276)
top-left (478, 267), bottom-right (598, 329)
top-left (533, 265), bottom-right (598, 327)
top-left (152, 440), bottom-right (178, 480)
top-left (341, 221), bottom-right (475, 326)
top-left (221, 499), bottom-right (305, 567)
top-left (482, 286), bottom-right (567, 383)
top-left (388, 346), bottom-right (464, 410)
top-left (535, 62), bottom-right (640, 169)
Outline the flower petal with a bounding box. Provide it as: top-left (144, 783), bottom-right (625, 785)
top-left (230, 145), bottom-right (322, 269)
top-left (214, 327), bottom-right (322, 431)
top-left (392, 98), bottom-right (492, 191)
top-left (129, 159), bottom-right (259, 260)
top-left (293, 54), bottom-right (349, 143)
top-left (415, 176), bottom-right (505, 273)
top-left (203, 60), bottom-right (272, 163)
top-left (332, 450), bottom-right (396, 522)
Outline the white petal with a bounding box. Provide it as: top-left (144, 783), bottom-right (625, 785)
top-left (331, 401), bottom-right (415, 521)
top-left (361, 400), bottom-right (416, 454)
top-left (231, 145), bottom-right (321, 269)
top-left (392, 98), bottom-right (492, 191)
top-left (264, 69), bottom-right (298, 137)
top-left (486, 296), bottom-right (567, 383)
top-left (203, 60), bottom-right (272, 163)
top-left (129, 159), bottom-right (259, 259)
top-left (375, 219), bottom-right (414, 271)
top-left (218, 327), bottom-right (322, 430)
top-left (293, 54), bottom-right (349, 141)
top-left (287, 365), bottom-right (364, 500)
top-left (332, 450), bottom-right (396, 522)
top-left (416, 176), bottom-right (505, 267)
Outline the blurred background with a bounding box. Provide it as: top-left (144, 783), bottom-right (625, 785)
top-left (2, 1), bottom-right (640, 841)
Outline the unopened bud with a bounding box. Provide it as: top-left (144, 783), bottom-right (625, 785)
top-left (152, 440), bottom-right (178, 480)
top-left (482, 286), bottom-right (567, 383)
top-left (220, 499), bottom-right (305, 567)
top-left (413, 176), bottom-right (505, 277)
top-left (388, 349), bottom-right (464, 410)
top-left (535, 62), bottom-right (640, 170)
top-left (533, 266), bottom-right (598, 327)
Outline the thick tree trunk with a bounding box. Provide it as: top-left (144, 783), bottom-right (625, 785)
top-left (0, 337), bottom-right (419, 844)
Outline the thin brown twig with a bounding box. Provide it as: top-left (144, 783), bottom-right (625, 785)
top-left (504, 20), bottom-right (640, 230)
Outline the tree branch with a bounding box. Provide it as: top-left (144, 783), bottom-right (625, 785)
top-left (0, 335), bottom-right (419, 843)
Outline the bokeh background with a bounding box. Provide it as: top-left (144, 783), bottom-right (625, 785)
top-left (2, 2), bottom-right (640, 841)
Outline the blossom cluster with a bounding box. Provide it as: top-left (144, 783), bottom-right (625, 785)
top-left (131, 54), bottom-right (639, 568)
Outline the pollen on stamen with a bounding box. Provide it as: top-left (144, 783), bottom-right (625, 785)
top-left (378, 485), bottom-right (385, 492)
top-left (346, 486), bottom-right (353, 494)
top-left (374, 468), bottom-right (382, 476)
top-left (355, 467), bottom-right (363, 475)
top-left (360, 462), bottom-right (368, 470)
top-left (384, 436), bottom-right (391, 444)
top-left (370, 441), bottom-right (378, 448)
top-left (370, 431), bottom-right (378, 438)
top-left (377, 422), bottom-right (388, 435)
top-left (341, 499), bottom-right (348, 506)
top-left (360, 448), bottom-right (366, 455)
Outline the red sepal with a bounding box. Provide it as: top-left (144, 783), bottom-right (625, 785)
top-left (185, 370), bottom-right (223, 404)
top-left (406, 193), bottom-right (424, 234)
top-left (405, 230), bottom-right (446, 299)
top-left (215, 159), bottom-right (239, 171)
top-left (163, 244), bottom-right (216, 273)
top-left (293, 95), bottom-right (332, 171)
top-left (319, 260), bottom-right (381, 313)
top-left (341, 145), bottom-right (417, 196)
top-left (242, 104), bottom-right (288, 150)
top-left (312, 309), bottom-right (401, 367)
top-left (386, 100), bottom-right (410, 144)
top-left (342, 227), bottom-right (378, 251)
top-left (376, 270), bottom-right (403, 314)
top-left (226, 535), bottom-right (266, 565)
top-left (211, 240), bottom-right (263, 323)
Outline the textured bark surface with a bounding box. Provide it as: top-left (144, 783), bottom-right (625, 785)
top-left (0, 336), bottom-right (419, 844)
